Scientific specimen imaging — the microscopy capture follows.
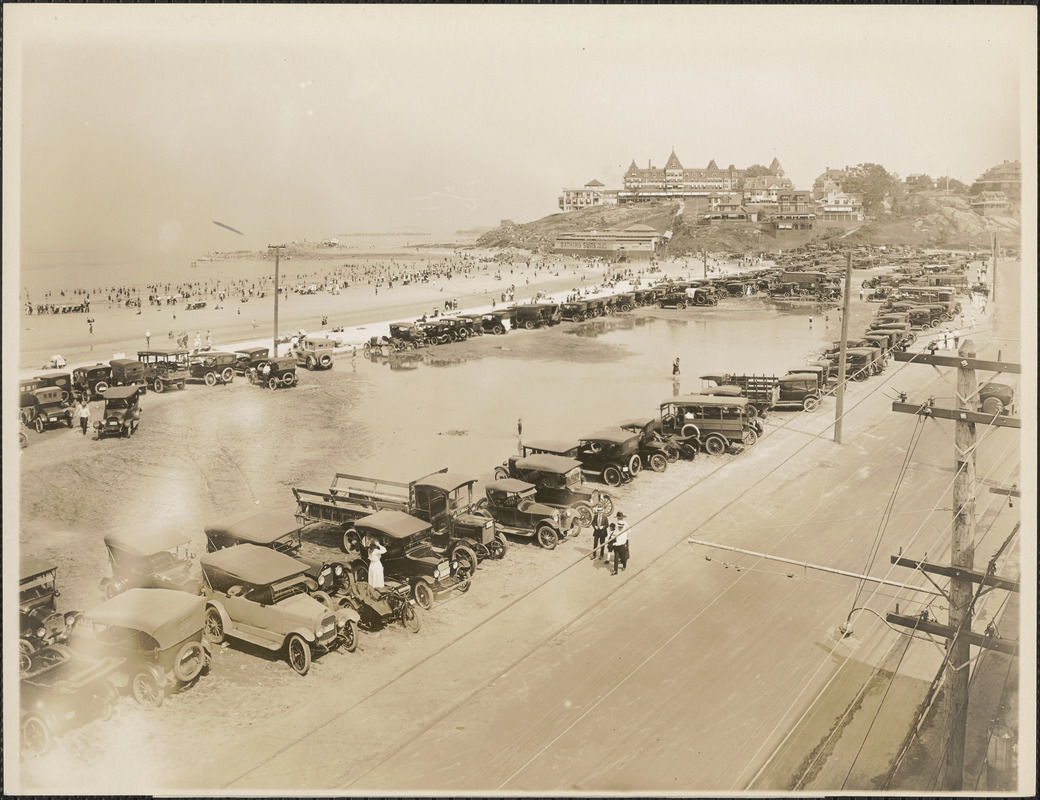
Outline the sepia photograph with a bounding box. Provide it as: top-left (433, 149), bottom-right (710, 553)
top-left (3, 4), bottom-right (1035, 796)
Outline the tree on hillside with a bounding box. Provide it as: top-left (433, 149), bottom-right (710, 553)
top-left (736, 164), bottom-right (773, 190)
top-left (905, 174), bottom-right (935, 192)
top-left (843, 163), bottom-right (901, 216)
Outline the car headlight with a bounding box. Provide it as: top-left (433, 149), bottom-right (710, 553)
top-left (37, 627), bottom-right (47, 638)
top-left (317, 575), bottom-right (326, 586)
top-left (334, 565), bottom-right (344, 577)
top-left (552, 510), bottom-right (560, 522)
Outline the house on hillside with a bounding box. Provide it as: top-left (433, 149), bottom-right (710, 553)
top-left (701, 193), bottom-right (748, 223)
top-left (552, 224), bottom-right (661, 260)
top-left (558, 179), bottom-right (619, 212)
top-left (970, 191), bottom-right (1012, 216)
top-left (742, 174), bottom-right (794, 204)
top-left (812, 166), bottom-right (848, 200)
top-left (620, 151), bottom-right (751, 199)
top-left (971, 160), bottom-right (1021, 204)
top-left (816, 190), bottom-right (863, 221)
top-left (775, 191), bottom-right (816, 231)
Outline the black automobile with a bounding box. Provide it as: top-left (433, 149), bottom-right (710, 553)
top-left (492, 452), bottom-right (613, 525)
top-left (481, 310), bottom-right (511, 335)
top-left (234, 346), bottom-right (271, 375)
top-left (137, 348), bottom-right (190, 393)
top-left (344, 510), bottom-right (474, 610)
top-left (576, 429), bottom-right (644, 486)
top-left (249, 356), bottom-right (298, 389)
top-left (20, 558), bottom-right (78, 671)
top-left (189, 351), bottom-right (238, 386)
top-left (475, 479), bottom-right (579, 550)
top-left (73, 364), bottom-right (114, 400)
top-left (95, 385), bottom-right (143, 438)
top-left (22, 386), bottom-right (73, 433)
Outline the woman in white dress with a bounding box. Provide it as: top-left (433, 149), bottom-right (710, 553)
top-left (368, 540), bottom-right (387, 592)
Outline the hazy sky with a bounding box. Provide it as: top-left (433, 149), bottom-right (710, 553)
top-left (5, 5), bottom-right (1034, 263)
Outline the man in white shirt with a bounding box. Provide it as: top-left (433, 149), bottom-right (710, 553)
top-left (611, 512), bottom-right (629, 575)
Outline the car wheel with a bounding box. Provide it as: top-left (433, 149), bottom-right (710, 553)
top-left (492, 324), bottom-right (505, 335)
top-left (172, 641), bottom-right (206, 683)
top-left (649, 453), bottom-right (668, 472)
top-left (596, 493), bottom-right (615, 515)
top-left (802, 396), bottom-right (820, 412)
top-left (352, 561), bottom-right (369, 585)
top-left (664, 444), bottom-right (680, 463)
top-left (22, 714), bottom-right (52, 757)
top-left (319, 354), bottom-right (332, 368)
top-left (680, 423), bottom-right (700, 439)
top-left (221, 367), bottom-right (235, 383)
top-left (628, 454), bottom-right (642, 475)
top-left (676, 301), bottom-right (687, 309)
top-left (282, 372), bottom-right (296, 387)
top-left (536, 525), bottom-right (559, 550)
top-left (94, 380), bottom-right (110, 395)
top-left (203, 607), bottom-right (225, 644)
top-left (680, 443), bottom-right (698, 460)
top-left (307, 356), bottom-right (316, 370)
top-left (655, 300), bottom-right (664, 309)
top-left (452, 543), bottom-right (479, 574)
top-left (523, 320), bottom-right (535, 330)
top-left (742, 427), bottom-right (758, 446)
top-left (19, 639), bottom-right (34, 673)
top-left (204, 371), bottom-right (217, 387)
top-left (131, 671), bottom-right (164, 708)
top-left (745, 404), bottom-right (759, 419)
top-left (340, 619), bottom-right (359, 653)
top-left (919, 322), bottom-right (931, 332)
top-left (413, 581), bottom-right (434, 610)
top-left (573, 503), bottom-right (593, 528)
top-left (311, 590), bottom-right (336, 612)
top-left (286, 634), bottom-right (312, 675)
top-left (454, 562), bottom-right (473, 593)
top-left (269, 377), bottom-right (280, 390)
top-left (154, 378), bottom-right (166, 393)
top-left (402, 604), bottom-right (421, 633)
top-left (342, 529), bottom-right (362, 556)
top-left (602, 465), bottom-right (623, 487)
top-left (34, 417), bottom-right (45, 433)
top-left (493, 466), bottom-right (509, 481)
top-left (488, 532), bottom-right (508, 559)
top-left (704, 435), bottom-right (727, 455)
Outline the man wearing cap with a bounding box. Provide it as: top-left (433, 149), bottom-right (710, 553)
top-left (611, 512), bottom-right (629, 575)
top-left (591, 501), bottom-right (609, 562)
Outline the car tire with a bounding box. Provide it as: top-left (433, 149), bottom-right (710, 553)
top-left (319, 354), bottom-right (332, 368)
top-left (664, 444), bottom-right (680, 463)
top-left (524, 320), bottom-right (535, 330)
top-left (536, 525), bottom-right (559, 549)
top-left (452, 543), bottom-right (479, 574)
top-left (203, 607), bottom-right (225, 644)
top-left (745, 404), bottom-right (759, 419)
top-left (742, 427), bottom-right (758, 446)
top-left (493, 466), bottom-right (509, 481)
top-left (802, 396), bottom-right (820, 412)
top-left (602, 465), bottom-right (623, 487)
top-left (340, 619), bottom-right (359, 653)
top-left (454, 562), bottom-right (473, 593)
top-left (491, 324), bottom-right (505, 335)
top-left (131, 670), bottom-right (165, 708)
top-left (172, 641), bottom-right (206, 683)
top-left (413, 581), bottom-right (434, 610)
top-left (286, 634), bottom-right (312, 676)
top-left (649, 453), bottom-right (668, 472)
top-left (680, 423), bottom-right (700, 439)
top-left (34, 417), bottom-right (45, 433)
top-left (402, 604), bottom-right (421, 633)
top-left (342, 529), bottom-right (362, 556)
top-left (597, 493), bottom-right (615, 515)
top-left (655, 300), bottom-right (664, 309)
top-left (282, 373), bottom-right (296, 387)
top-left (573, 503), bottom-right (593, 528)
top-left (488, 532), bottom-right (508, 559)
top-left (204, 372), bottom-right (217, 387)
top-left (680, 443), bottom-right (698, 460)
top-left (18, 639), bottom-right (34, 673)
top-left (221, 367), bottom-right (235, 383)
top-left (676, 301), bottom-right (687, 309)
top-left (94, 381), bottom-right (110, 395)
top-left (21, 714), bottom-right (52, 757)
top-left (307, 356), bottom-right (316, 370)
top-left (154, 378), bottom-right (167, 393)
top-left (704, 435), bottom-right (727, 455)
top-left (628, 454), bottom-right (642, 475)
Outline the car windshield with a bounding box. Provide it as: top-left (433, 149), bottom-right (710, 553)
top-left (107, 399), bottom-right (130, 410)
top-left (141, 549), bottom-right (182, 572)
top-left (269, 576), bottom-right (310, 603)
top-left (21, 572), bottom-right (56, 600)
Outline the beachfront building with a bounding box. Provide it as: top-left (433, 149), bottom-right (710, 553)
top-left (970, 191), bottom-right (1013, 216)
top-left (970, 160), bottom-right (1021, 204)
top-left (619, 151), bottom-right (748, 202)
top-left (553, 224), bottom-right (661, 260)
top-left (558, 180), bottom-right (620, 212)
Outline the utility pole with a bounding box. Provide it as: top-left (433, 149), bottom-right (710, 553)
top-left (833, 250), bottom-right (853, 443)
top-left (268, 244), bottom-right (285, 356)
top-left (991, 232), bottom-right (997, 296)
top-left (888, 344), bottom-right (1021, 790)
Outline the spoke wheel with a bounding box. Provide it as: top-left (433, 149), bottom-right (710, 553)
top-left (664, 445), bottom-right (680, 463)
top-left (19, 639), bottom-right (34, 674)
top-left (536, 525), bottom-right (559, 550)
top-left (649, 453), bottom-right (668, 472)
top-left (340, 620), bottom-right (358, 653)
top-left (452, 544), bottom-right (478, 574)
top-left (802, 396), bottom-right (820, 412)
top-left (742, 428), bottom-right (758, 446)
top-left (628, 454), bottom-right (642, 476)
top-left (221, 367), bottom-right (235, 383)
top-left (402, 604), bottom-right (421, 633)
top-left (574, 504), bottom-right (593, 528)
top-left (287, 634), bottom-right (312, 675)
top-left (487, 533), bottom-right (508, 559)
top-left (413, 581), bottom-right (434, 610)
top-left (203, 607), bottom-right (225, 644)
top-left (680, 443), bottom-right (698, 460)
top-left (602, 465), bottom-right (623, 487)
top-left (493, 466), bottom-right (509, 481)
top-left (22, 714), bottom-right (52, 757)
top-left (705, 435), bottom-right (727, 455)
top-left (132, 671), bottom-right (164, 708)
top-left (172, 641), bottom-right (206, 683)
top-left (204, 372), bottom-right (217, 387)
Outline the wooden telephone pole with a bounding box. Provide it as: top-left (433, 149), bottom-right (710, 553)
top-left (833, 251), bottom-right (853, 443)
top-left (888, 342), bottom-right (1021, 789)
top-left (268, 244), bottom-right (285, 356)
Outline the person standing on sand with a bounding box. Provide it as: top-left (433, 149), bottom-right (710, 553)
top-left (145, 329), bottom-right (151, 346)
top-left (76, 400), bottom-right (91, 436)
top-left (673, 358), bottom-right (680, 376)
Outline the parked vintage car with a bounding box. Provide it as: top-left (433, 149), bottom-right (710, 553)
top-left (407, 472), bottom-right (505, 564)
top-left (109, 358), bottom-right (148, 393)
top-left (492, 452), bottom-right (613, 525)
top-left (660, 394), bottom-right (755, 453)
top-left (576, 429), bottom-right (644, 486)
top-left (613, 292), bottom-right (637, 313)
top-left (20, 645), bottom-right (122, 756)
top-left (774, 374), bottom-right (823, 411)
top-left (343, 510), bottom-right (474, 610)
top-left (201, 544), bottom-right (360, 674)
top-left (100, 529), bottom-right (201, 598)
top-left (388, 323), bottom-right (429, 349)
top-left (294, 337), bottom-right (336, 370)
top-left (189, 351), bottom-right (238, 386)
top-left (95, 385), bottom-right (143, 438)
top-left (20, 558), bottom-right (78, 670)
top-left (336, 578), bottom-right (420, 634)
top-left (561, 300), bottom-right (591, 322)
top-left (234, 346), bottom-right (271, 375)
top-left (655, 291), bottom-right (689, 309)
top-left (685, 286), bottom-right (720, 306)
top-left (138, 348), bottom-right (190, 393)
top-left (480, 310), bottom-right (511, 335)
top-left (510, 305), bottom-right (549, 330)
top-left (205, 508), bottom-right (347, 596)
top-left (34, 371), bottom-right (74, 403)
top-left (249, 356), bottom-right (298, 389)
top-left (475, 479), bottom-right (579, 550)
top-left (74, 589), bottom-right (213, 707)
top-left (618, 417), bottom-right (677, 471)
top-left (23, 386), bottom-right (73, 433)
top-left (72, 364), bottom-right (113, 400)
